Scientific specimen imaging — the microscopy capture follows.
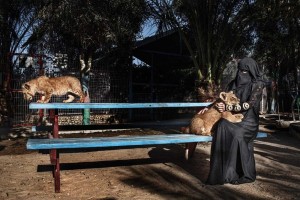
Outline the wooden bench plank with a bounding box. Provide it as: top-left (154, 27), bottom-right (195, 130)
top-left (27, 132), bottom-right (268, 150)
top-left (29, 102), bottom-right (211, 109)
top-left (27, 134), bottom-right (212, 149)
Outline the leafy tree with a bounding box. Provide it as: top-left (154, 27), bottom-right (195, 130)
top-left (0, 0), bottom-right (38, 78)
top-left (250, 0), bottom-right (300, 113)
top-left (22, 0), bottom-right (148, 124)
top-left (24, 0), bottom-right (148, 64)
top-left (251, 0), bottom-right (299, 80)
top-left (0, 0), bottom-right (38, 125)
top-left (146, 0), bottom-right (255, 91)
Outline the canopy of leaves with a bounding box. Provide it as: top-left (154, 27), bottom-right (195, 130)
top-left (24, 0), bottom-right (148, 57)
top-left (0, 0), bottom-right (38, 70)
top-left (146, 0), bottom-right (299, 92)
top-left (146, 0), bottom-right (255, 85)
top-left (251, 0), bottom-right (300, 81)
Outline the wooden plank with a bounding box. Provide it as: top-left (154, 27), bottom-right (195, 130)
top-left (27, 134), bottom-right (212, 149)
top-left (29, 102), bottom-right (211, 110)
top-left (26, 132), bottom-right (268, 150)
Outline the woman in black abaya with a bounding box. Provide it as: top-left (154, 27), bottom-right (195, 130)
top-left (205, 57), bottom-right (265, 185)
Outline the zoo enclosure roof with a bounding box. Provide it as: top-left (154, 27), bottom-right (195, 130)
top-left (133, 29), bottom-right (192, 69)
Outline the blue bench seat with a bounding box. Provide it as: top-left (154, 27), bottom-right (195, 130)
top-left (27, 132), bottom-right (267, 150)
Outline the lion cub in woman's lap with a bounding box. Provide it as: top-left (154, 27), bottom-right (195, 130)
top-left (22, 76), bottom-right (84, 103)
top-left (182, 91), bottom-right (243, 136)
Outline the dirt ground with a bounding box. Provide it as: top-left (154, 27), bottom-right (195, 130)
top-left (0, 116), bottom-right (299, 200)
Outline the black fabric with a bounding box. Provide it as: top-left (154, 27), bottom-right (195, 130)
top-left (206, 57), bottom-right (265, 185)
top-left (229, 57), bottom-right (264, 103)
top-left (236, 70), bottom-right (252, 87)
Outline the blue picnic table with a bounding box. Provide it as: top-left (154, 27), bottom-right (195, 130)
top-left (26, 102), bottom-right (268, 193)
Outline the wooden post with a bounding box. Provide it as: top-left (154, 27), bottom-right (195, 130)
top-left (50, 109), bottom-right (58, 165)
top-left (54, 150), bottom-right (60, 193)
top-left (49, 108), bottom-right (60, 192)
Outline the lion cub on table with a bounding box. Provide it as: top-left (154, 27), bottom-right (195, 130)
top-left (183, 91), bottom-right (243, 136)
top-left (22, 76), bottom-right (84, 103)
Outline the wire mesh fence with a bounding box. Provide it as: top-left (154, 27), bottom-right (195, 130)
top-left (9, 53), bottom-right (299, 127)
top-left (10, 53), bottom-right (130, 126)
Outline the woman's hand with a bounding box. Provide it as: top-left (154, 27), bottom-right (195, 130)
top-left (198, 107), bottom-right (208, 114)
top-left (216, 102), bottom-right (225, 113)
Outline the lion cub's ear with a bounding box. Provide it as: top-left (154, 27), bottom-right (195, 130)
top-left (22, 83), bottom-right (30, 90)
top-left (219, 92), bottom-right (227, 101)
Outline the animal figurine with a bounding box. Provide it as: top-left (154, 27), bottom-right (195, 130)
top-left (22, 75), bottom-right (84, 103)
top-left (182, 91), bottom-right (244, 136)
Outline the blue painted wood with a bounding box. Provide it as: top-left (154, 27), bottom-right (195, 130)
top-left (29, 102), bottom-right (211, 109)
top-left (26, 134), bottom-right (212, 149)
top-left (256, 132), bottom-right (268, 138)
top-left (27, 132), bottom-right (267, 150)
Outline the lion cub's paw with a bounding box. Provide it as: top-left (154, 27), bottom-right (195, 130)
top-left (62, 100), bottom-right (73, 103)
top-left (234, 114), bottom-right (244, 122)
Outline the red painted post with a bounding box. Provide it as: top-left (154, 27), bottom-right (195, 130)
top-left (53, 109), bottom-right (60, 192)
top-left (49, 109), bottom-right (55, 124)
top-left (54, 151), bottom-right (60, 193)
top-left (38, 109), bottom-right (44, 126)
top-left (50, 109), bottom-right (59, 166)
top-left (53, 109), bottom-right (59, 138)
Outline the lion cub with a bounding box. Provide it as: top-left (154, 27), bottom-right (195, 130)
top-left (183, 91), bottom-right (243, 136)
top-left (22, 76), bottom-right (84, 103)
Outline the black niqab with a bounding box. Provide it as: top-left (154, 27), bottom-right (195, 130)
top-left (229, 57), bottom-right (263, 103)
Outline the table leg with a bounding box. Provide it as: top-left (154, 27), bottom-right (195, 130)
top-left (185, 142), bottom-right (198, 160)
top-left (50, 109), bottom-right (59, 164)
top-left (38, 108), bottom-right (44, 126)
top-left (53, 109), bottom-right (59, 138)
top-left (54, 150), bottom-right (60, 193)
top-left (50, 109), bottom-right (60, 192)
top-left (49, 109), bottom-right (55, 124)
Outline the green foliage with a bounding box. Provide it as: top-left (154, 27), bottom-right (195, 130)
top-left (251, 0), bottom-right (300, 81)
top-left (0, 0), bottom-right (38, 69)
top-left (2, 0), bottom-right (299, 87)
top-left (147, 0), bottom-right (255, 86)
top-left (146, 0), bottom-right (299, 93)
top-left (24, 0), bottom-right (148, 58)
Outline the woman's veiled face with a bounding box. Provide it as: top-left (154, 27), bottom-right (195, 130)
top-left (237, 57), bottom-right (262, 82)
top-left (236, 68), bottom-right (252, 86)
